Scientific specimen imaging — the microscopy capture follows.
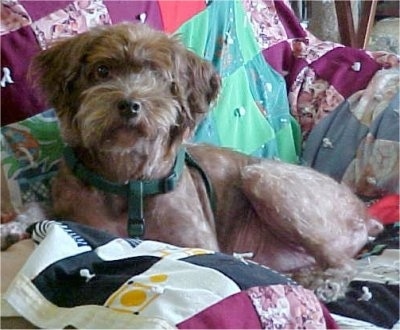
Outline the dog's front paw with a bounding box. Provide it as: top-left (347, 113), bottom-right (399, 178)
top-left (0, 220), bottom-right (30, 250)
top-left (292, 263), bottom-right (356, 303)
top-left (313, 278), bottom-right (347, 303)
top-left (0, 203), bottom-right (47, 250)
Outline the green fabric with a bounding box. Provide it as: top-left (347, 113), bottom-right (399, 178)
top-left (179, 1), bottom-right (300, 163)
top-left (275, 121), bottom-right (300, 163)
top-left (1, 111), bottom-right (63, 178)
top-left (212, 67), bottom-right (275, 155)
top-left (1, 110), bottom-right (63, 207)
top-left (175, 6), bottom-right (209, 58)
top-left (233, 0), bottom-right (261, 62)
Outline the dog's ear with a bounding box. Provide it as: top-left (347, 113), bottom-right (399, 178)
top-left (172, 44), bottom-right (221, 134)
top-left (185, 49), bottom-right (221, 110)
top-left (31, 32), bottom-right (94, 117)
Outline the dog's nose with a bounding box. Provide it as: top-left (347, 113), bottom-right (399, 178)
top-left (118, 99), bottom-right (141, 118)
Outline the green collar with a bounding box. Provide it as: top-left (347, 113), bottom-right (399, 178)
top-left (63, 146), bottom-right (187, 237)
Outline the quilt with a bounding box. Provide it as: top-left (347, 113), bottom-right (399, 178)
top-left (3, 220), bottom-right (336, 329)
top-left (328, 222), bottom-right (400, 329)
top-left (302, 68), bottom-right (399, 199)
top-left (1, 1), bottom-right (399, 329)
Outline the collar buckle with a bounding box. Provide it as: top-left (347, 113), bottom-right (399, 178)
top-left (127, 218), bottom-right (145, 238)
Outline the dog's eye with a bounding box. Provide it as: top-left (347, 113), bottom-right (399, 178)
top-left (96, 65), bottom-right (110, 79)
top-left (171, 81), bottom-right (179, 96)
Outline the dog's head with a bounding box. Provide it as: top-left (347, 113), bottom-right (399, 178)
top-left (33, 23), bottom-right (220, 155)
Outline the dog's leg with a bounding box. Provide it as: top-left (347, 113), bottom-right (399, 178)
top-left (240, 162), bottom-right (372, 301)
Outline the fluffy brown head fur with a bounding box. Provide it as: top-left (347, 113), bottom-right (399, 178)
top-left (33, 23), bottom-right (220, 180)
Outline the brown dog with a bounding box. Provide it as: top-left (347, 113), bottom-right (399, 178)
top-left (5, 23), bottom-right (383, 302)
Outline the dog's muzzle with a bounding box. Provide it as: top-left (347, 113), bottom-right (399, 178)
top-left (118, 99), bottom-right (141, 118)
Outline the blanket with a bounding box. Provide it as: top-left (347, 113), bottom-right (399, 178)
top-left (4, 220), bottom-right (336, 329)
top-left (328, 222), bottom-right (400, 329)
top-left (302, 68), bottom-right (399, 199)
top-left (3, 220), bottom-right (399, 329)
top-left (1, 1), bottom-right (399, 328)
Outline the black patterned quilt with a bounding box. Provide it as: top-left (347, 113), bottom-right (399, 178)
top-left (4, 220), bottom-right (337, 329)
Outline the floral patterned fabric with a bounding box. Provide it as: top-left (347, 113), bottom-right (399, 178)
top-left (303, 67), bottom-right (399, 198)
top-left (247, 285), bottom-right (326, 329)
top-left (1, 110), bottom-right (62, 212)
